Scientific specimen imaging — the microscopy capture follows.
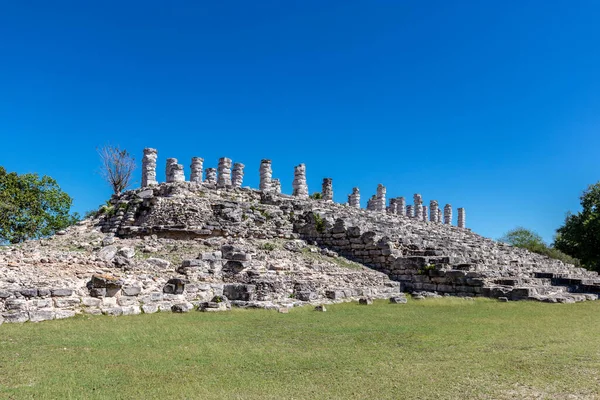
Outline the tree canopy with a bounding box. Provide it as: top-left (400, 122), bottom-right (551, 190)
top-left (554, 182), bottom-right (600, 271)
top-left (499, 227), bottom-right (580, 267)
top-left (499, 227), bottom-right (546, 253)
top-left (0, 167), bottom-right (79, 244)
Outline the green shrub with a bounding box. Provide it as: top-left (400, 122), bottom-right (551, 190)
top-left (314, 214), bottom-right (325, 233)
top-left (260, 242), bottom-right (277, 251)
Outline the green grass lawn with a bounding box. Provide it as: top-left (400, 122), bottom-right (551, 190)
top-left (1, 298), bottom-right (600, 399)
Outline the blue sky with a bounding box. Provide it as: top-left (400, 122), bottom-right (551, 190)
top-left (1, 1), bottom-right (599, 243)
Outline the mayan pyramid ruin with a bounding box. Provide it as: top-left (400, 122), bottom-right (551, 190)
top-left (1, 148), bottom-right (599, 324)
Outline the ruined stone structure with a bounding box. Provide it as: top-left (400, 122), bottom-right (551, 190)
top-left (205, 168), bottom-right (217, 184)
top-left (398, 197), bottom-right (406, 216)
top-left (444, 204), bottom-right (452, 225)
top-left (259, 159), bottom-right (272, 192)
top-left (141, 148), bottom-right (158, 187)
top-left (430, 200), bottom-right (439, 223)
top-left (217, 157), bottom-right (232, 187)
top-left (414, 194), bottom-right (423, 222)
top-left (375, 184), bottom-right (386, 212)
top-left (322, 178), bottom-right (333, 201)
top-left (422, 206), bottom-right (428, 222)
top-left (458, 208), bottom-right (466, 229)
top-left (232, 163), bottom-right (245, 188)
top-left (348, 188), bottom-right (360, 208)
top-left (166, 158), bottom-right (185, 183)
top-left (4, 148), bottom-right (597, 325)
top-left (272, 178), bottom-right (281, 194)
top-left (190, 157), bottom-right (204, 183)
top-left (388, 198), bottom-right (398, 214)
top-left (292, 164), bottom-right (308, 198)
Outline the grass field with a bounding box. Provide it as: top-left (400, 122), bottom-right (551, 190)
top-left (1, 298), bottom-right (600, 399)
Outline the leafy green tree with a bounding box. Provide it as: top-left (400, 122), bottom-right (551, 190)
top-left (554, 182), bottom-right (600, 271)
top-left (0, 167), bottom-right (79, 244)
top-left (499, 227), bottom-right (546, 253)
top-left (500, 227), bottom-right (580, 266)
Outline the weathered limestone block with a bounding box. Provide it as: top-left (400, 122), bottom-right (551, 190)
top-left (390, 296), bottom-right (408, 304)
top-left (458, 207), bottom-right (466, 228)
top-left (141, 304), bottom-right (159, 314)
top-left (2, 311), bottom-right (29, 323)
top-left (406, 205), bottom-right (414, 218)
top-left (348, 188), bottom-right (360, 208)
top-left (322, 178), bottom-right (333, 201)
top-left (53, 297), bottom-right (81, 308)
top-left (121, 306), bottom-right (141, 316)
top-left (437, 208), bottom-right (442, 223)
top-left (55, 310), bottom-right (76, 319)
top-left (141, 148), bottom-right (158, 187)
top-left (190, 157), bottom-right (204, 183)
top-left (292, 164), bottom-right (308, 197)
top-left (204, 168), bottom-right (217, 184)
top-left (223, 284), bottom-right (256, 301)
top-left (232, 162), bottom-right (245, 188)
top-left (422, 205), bottom-right (428, 222)
top-left (51, 288), bottom-right (73, 297)
top-left (29, 310), bottom-right (55, 323)
top-left (217, 157), bottom-right (232, 187)
top-left (259, 159), bottom-right (272, 191)
top-left (89, 274), bottom-right (123, 297)
top-left (163, 278), bottom-right (188, 295)
top-left (171, 303), bottom-right (194, 313)
top-left (430, 200), bottom-right (439, 223)
top-left (166, 158), bottom-right (185, 183)
top-left (444, 204), bottom-right (452, 225)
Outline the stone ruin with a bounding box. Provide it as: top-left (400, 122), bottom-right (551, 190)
top-left (1, 147), bottom-right (599, 325)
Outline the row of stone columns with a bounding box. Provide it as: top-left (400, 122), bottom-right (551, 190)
top-left (141, 148), bottom-right (467, 227)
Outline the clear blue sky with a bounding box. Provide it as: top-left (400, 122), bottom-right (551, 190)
top-left (1, 1), bottom-right (599, 243)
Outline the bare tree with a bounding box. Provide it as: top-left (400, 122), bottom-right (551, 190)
top-left (98, 145), bottom-right (136, 194)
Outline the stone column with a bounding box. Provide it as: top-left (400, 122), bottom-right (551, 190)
top-left (348, 188), bottom-right (360, 208)
top-left (430, 200), bottom-right (439, 223)
top-left (388, 198), bottom-right (397, 214)
top-left (232, 163), bottom-right (245, 188)
top-left (375, 184), bottom-right (386, 212)
top-left (272, 178), bottom-right (281, 194)
top-left (205, 168), bottom-right (217, 184)
top-left (190, 157), bottom-right (204, 183)
top-left (259, 159), bottom-right (272, 191)
top-left (414, 194), bottom-right (423, 221)
top-left (437, 208), bottom-right (442, 223)
top-left (217, 157), bottom-right (232, 187)
top-left (292, 164), bottom-right (308, 197)
top-left (422, 205), bottom-right (428, 222)
top-left (444, 204), bottom-right (452, 225)
top-left (458, 208), bottom-right (466, 228)
top-left (398, 197), bottom-right (406, 216)
top-left (166, 158), bottom-right (185, 183)
top-left (321, 178), bottom-right (333, 201)
top-left (406, 205), bottom-right (414, 218)
top-left (141, 148), bottom-right (158, 187)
